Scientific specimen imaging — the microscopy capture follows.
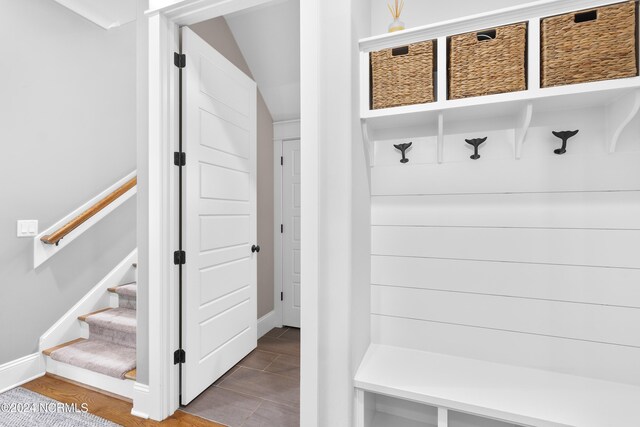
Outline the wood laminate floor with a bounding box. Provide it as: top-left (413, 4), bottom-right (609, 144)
top-left (21, 374), bottom-right (224, 426)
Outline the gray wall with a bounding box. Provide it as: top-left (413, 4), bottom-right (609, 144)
top-left (0, 0), bottom-right (137, 365)
top-left (190, 18), bottom-right (275, 319)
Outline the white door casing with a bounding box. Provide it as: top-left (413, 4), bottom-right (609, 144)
top-left (282, 139), bottom-right (301, 327)
top-left (181, 27), bottom-right (257, 405)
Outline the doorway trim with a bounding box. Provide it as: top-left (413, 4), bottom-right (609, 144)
top-left (142, 1), bottom-right (317, 424)
top-left (273, 120), bottom-right (301, 328)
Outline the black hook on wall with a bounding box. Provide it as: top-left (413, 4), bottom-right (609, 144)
top-left (465, 137), bottom-right (487, 160)
top-left (394, 142), bottom-right (412, 163)
top-left (552, 130), bottom-right (579, 155)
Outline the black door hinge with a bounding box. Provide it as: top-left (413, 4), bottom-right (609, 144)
top-left (174, 349), bottom-right (186, 364)
top-left (281, 224), bottom-right (284, 233)
top-left (174, 251), bottom-right (186, 265)
top-left (280, 156), bottom-right (283, 166)
top-left (174, 152), bottom-right (186, 166)
top-left (280, 292), bottom-right (284, 301)
top-left (174, 52), bottom-right (186, 68)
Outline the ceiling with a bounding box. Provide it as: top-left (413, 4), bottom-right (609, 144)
top-left (53, 0), bottom-right (136, 29)
top-left (225, 0), bottom-right (300, 122)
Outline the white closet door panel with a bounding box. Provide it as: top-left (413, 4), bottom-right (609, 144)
top-left (200, 258), bottom-right (251, 305)
top-left (200, 163), bottom-right (249, 201)
top-left (199, 145), bottom-right (249, 173)
top-left (371, 315), bottom-right (640, 386)
top-left (199, 199), bottom-right (249, 215)
top-left (372, 192), bottom-right (640, 229)
top-left (200, 109), bottom-right (250, 159)
top-left (371, 255), bottom-right (640, 308)
top-left (200, 299), bottom-right (253, 358)
top-left (199, 54), bottom-right (251, 117)
top-left (371, 153), bottom-right (640, 195)
top-left (199, 245), bottom-right (249, 269)
top-left (371, 226), bottom-right (640, 268)
top-left (200, 216), bottom-right (250, 251)
top-left (371, 286), bottom-right (640, 347)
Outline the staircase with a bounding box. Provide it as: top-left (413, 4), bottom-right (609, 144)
top-left (42, 267), bottom-right (138, 399)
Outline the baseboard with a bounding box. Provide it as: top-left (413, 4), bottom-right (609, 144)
top-left (0, 353), bottom-right (46, 394)
top-left (258, 310), bottom-right (278, 338)
top-left (131, 382), bottom-right (151, 419)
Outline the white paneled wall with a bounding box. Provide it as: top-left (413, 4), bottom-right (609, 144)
top-left (370, 106), bottom-right (640, 386)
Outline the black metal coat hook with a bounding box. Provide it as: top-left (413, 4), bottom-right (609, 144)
top-left (552, 130), bottom-right (579, 155)
top-left (465, 137), bottom-right (487, 160)
top-left (393, 142), bottom-right (412, 163)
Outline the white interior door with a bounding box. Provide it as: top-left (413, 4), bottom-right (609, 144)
top-left (282, 139), bottom-right (301, 327)
top-left (181, 27), bottom-right (257, 405)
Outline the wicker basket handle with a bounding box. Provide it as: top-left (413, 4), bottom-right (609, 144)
top-left (476, 29), bottom-right (497, 42)
top-left (574, 10), bottom-right (598, 23)
top-left (390, 46), bottom-right (410, 57)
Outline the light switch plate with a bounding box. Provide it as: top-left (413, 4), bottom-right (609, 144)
top-left (17, 220), bottom-right (38, 237)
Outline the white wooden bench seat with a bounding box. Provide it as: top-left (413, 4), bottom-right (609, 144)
top-left (355, 344), bottom-right (640, 427)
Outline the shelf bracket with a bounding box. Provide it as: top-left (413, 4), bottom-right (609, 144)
top-left (606, 89), bottom-right (640, 154)
top-left (515, 102), bottom-right (533, 159)
top-left (360, 119), bottom-right (373, 192)
top-left (437, 112), bottom-right (444, 164)
top-left (438, 407), bottom-right (448, 427)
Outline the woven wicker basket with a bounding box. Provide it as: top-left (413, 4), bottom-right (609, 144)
top-left (370, 40), bottom-right (435, 109)
top-left (448, 23), bottom-right (527, 100)
top-left (541, 1), bottom-right (638, 88)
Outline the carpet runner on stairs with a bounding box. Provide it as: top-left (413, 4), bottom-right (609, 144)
top-left (47, 283), bottom-right (137, 380)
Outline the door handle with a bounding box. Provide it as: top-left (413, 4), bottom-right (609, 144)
top-left (251, 244), bottom-right (260, 253)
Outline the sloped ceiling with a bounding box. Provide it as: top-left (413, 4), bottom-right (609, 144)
top-left (53, 0), bottom-right (136, 29)
top-left (225, 0), bottom-right (300, 122)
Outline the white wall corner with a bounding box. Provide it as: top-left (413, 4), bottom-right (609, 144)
top-left (131, 382), bottom-right (152, 419)
top-left (274, 120), bottom-right (301, 141)
top-left (0, 353), bottom-right (46, 394)
top-left (258, 310), bottom-right (278, 338)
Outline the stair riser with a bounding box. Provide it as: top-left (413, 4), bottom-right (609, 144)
top-left (89, 325), bottom-right (136, 349)
top-left (118, 295), bottom-right (136, 310)
top-left (46, 357), bottom-right (134, 399)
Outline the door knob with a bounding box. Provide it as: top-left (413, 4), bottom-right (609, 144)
top-left (251, 245), bottom-right (260, 253)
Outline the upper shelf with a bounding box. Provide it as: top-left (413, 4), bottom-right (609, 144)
top-left (359, 0), bottom-right (640, 137)
top-left (363, 77), bottom-right (640, 131)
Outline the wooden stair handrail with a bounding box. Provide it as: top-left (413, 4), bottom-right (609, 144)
top-left (41, 177), bottom-right (137, 245)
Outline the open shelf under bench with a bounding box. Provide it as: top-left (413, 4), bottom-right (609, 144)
top-left (354, 344), bottom-right (640, 427)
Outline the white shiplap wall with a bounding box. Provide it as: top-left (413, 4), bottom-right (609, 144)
top-left (370, 106), bottom-right (640, 386)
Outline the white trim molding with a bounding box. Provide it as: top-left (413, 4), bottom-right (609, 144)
top-left (274, 119), bottom-right (301, 141)
top-left (257, 311), bottom-right (278, 338)
top-left (0, 353), bottom-right (45, 394)
top-left (131, 382), bottom-right (152, 419)
top-left (144, 0), bottom-right (286, 421)
top-left (34, 171), bottom-right (137, 268)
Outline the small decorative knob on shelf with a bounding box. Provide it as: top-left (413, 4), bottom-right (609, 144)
top-left (552, 130), bottom-right (579, 155)
top-left (393, 142), bottom-right (412, 163)
top-left (465, 137), bottom-right (487, 160)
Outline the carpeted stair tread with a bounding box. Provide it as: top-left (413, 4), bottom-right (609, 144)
top-left (78, 308), bottom-right (112, 322)
top-left (43, 338), bottom-right (85, 357)
top-left (84, 307), bottom-right (136, 334)
top-left (107, 282), bottom-right (136, 297)
top-left (48, 339), bottom-right (136, 379)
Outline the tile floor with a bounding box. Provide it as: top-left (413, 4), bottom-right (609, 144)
top-left (180, 327), bottom-right (300, 427)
